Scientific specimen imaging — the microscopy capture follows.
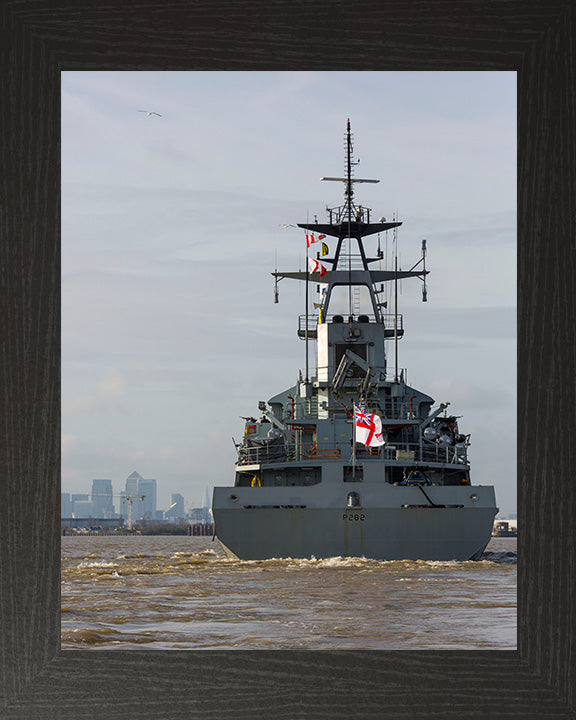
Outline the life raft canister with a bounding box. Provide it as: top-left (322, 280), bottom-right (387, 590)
top-left (245, 425), bottom-right (257, 435)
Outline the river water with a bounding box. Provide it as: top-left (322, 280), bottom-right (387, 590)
top-left (61, 535), bottom-right (516, 650)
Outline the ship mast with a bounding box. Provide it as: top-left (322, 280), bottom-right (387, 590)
top-left (318, 120), bottom-right (384, 321)
top-left (304, 214), bottom-right (310, 386)
top-left (272, 120), bottom-right (429, 334)
top-left (394, 221), bottom-right (399, 382)
top-left (345, 119), bottom-right (355, 319)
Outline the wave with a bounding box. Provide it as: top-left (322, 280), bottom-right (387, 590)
top-left (236, 553), bottom-right (518, 569)
top-left (61, 627), bottom-right (156, 646)
top-left (480, 550), bottom-right (517, 564)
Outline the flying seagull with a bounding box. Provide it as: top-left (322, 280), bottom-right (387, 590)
top-left (138, 110), bottom-right (162, 117)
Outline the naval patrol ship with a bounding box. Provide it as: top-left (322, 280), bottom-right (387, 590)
top-left (212, 120), bottom-right (498, 561)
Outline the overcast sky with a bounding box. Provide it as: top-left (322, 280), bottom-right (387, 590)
top-left (62, 71), bottom-right (516, 516)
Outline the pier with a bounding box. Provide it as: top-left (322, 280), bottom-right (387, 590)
top-left (61, 518), bottom-right (215, 536)
top-left (187, 524), bottom-right (215, 536)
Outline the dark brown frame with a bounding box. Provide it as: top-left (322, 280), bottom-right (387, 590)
top-left (1, 1), bottom-right (574, 717)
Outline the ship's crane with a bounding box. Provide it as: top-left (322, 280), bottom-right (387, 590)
top-left (91, 493), bottom-right (146, 530)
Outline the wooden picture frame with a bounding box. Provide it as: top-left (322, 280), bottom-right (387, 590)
top-left (1, 1), bottom-right (574, 717)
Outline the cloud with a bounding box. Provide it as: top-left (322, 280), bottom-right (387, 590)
top-left (426, 378), bottom-right (513, 411)
top-left (61, 434), bottom-right (79, 456)
top-left (135, 445), bottom-right (176, 461)
top-left (97, 369), bottom-right (126, 398)
top-left (406, 306), bottom-right (516, 340)
top-left (63, 368), bottom-right (127, 416)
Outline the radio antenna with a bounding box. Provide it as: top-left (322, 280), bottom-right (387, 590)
top-left (393, 218), bottom-right (399, 383)
top-left (422, 239), bottom-right (428, 302)
top-left (274, 249), bottom-right (279, 303)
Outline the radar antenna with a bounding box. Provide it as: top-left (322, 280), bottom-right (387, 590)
top-left (320, 119), bottom-right (379, 220)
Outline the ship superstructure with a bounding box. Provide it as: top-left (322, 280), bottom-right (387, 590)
top-left (212, 121), bottom-right (498, 561)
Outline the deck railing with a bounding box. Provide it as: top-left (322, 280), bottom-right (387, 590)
top-left (236, 438), bottom-right (468, 466)
top-left (297, 313), bottom-right (403, 339)
top-left (287, 397), bottom-right (419, 423)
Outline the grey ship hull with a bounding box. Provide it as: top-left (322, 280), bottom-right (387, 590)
top-left (212, 483), bottom-right (497, 561)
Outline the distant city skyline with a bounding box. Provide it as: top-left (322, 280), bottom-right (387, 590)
top-left (61, 469), bottom-right (211, 523)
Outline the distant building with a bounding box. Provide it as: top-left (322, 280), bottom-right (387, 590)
top-left (61, 493), bottom-right (72, 518)
top-left (140, 478), bottom-right (157, 519)
top-left (125, 471), bottom-right (142, 495)
top-left (71, 493), bottom-right (89, 517)
top-left (73, 500), bottom-right (94, 518)
top-left (189, 506), bottom-right (211, 524)
top-left (121, 471), bottom-right (157, 522)
top-left (91, 478), bottom-right (115, 518)
top-left (202, 486), bottom-right (212, 510)
top-left (117, 492), bottom-right (129, 522)
top-left (122, 471), bottom-right (145, 521)
top-left (118, 493), bottom-right (143, 524)
top-left (165, 493), bottom-right (185, 520)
